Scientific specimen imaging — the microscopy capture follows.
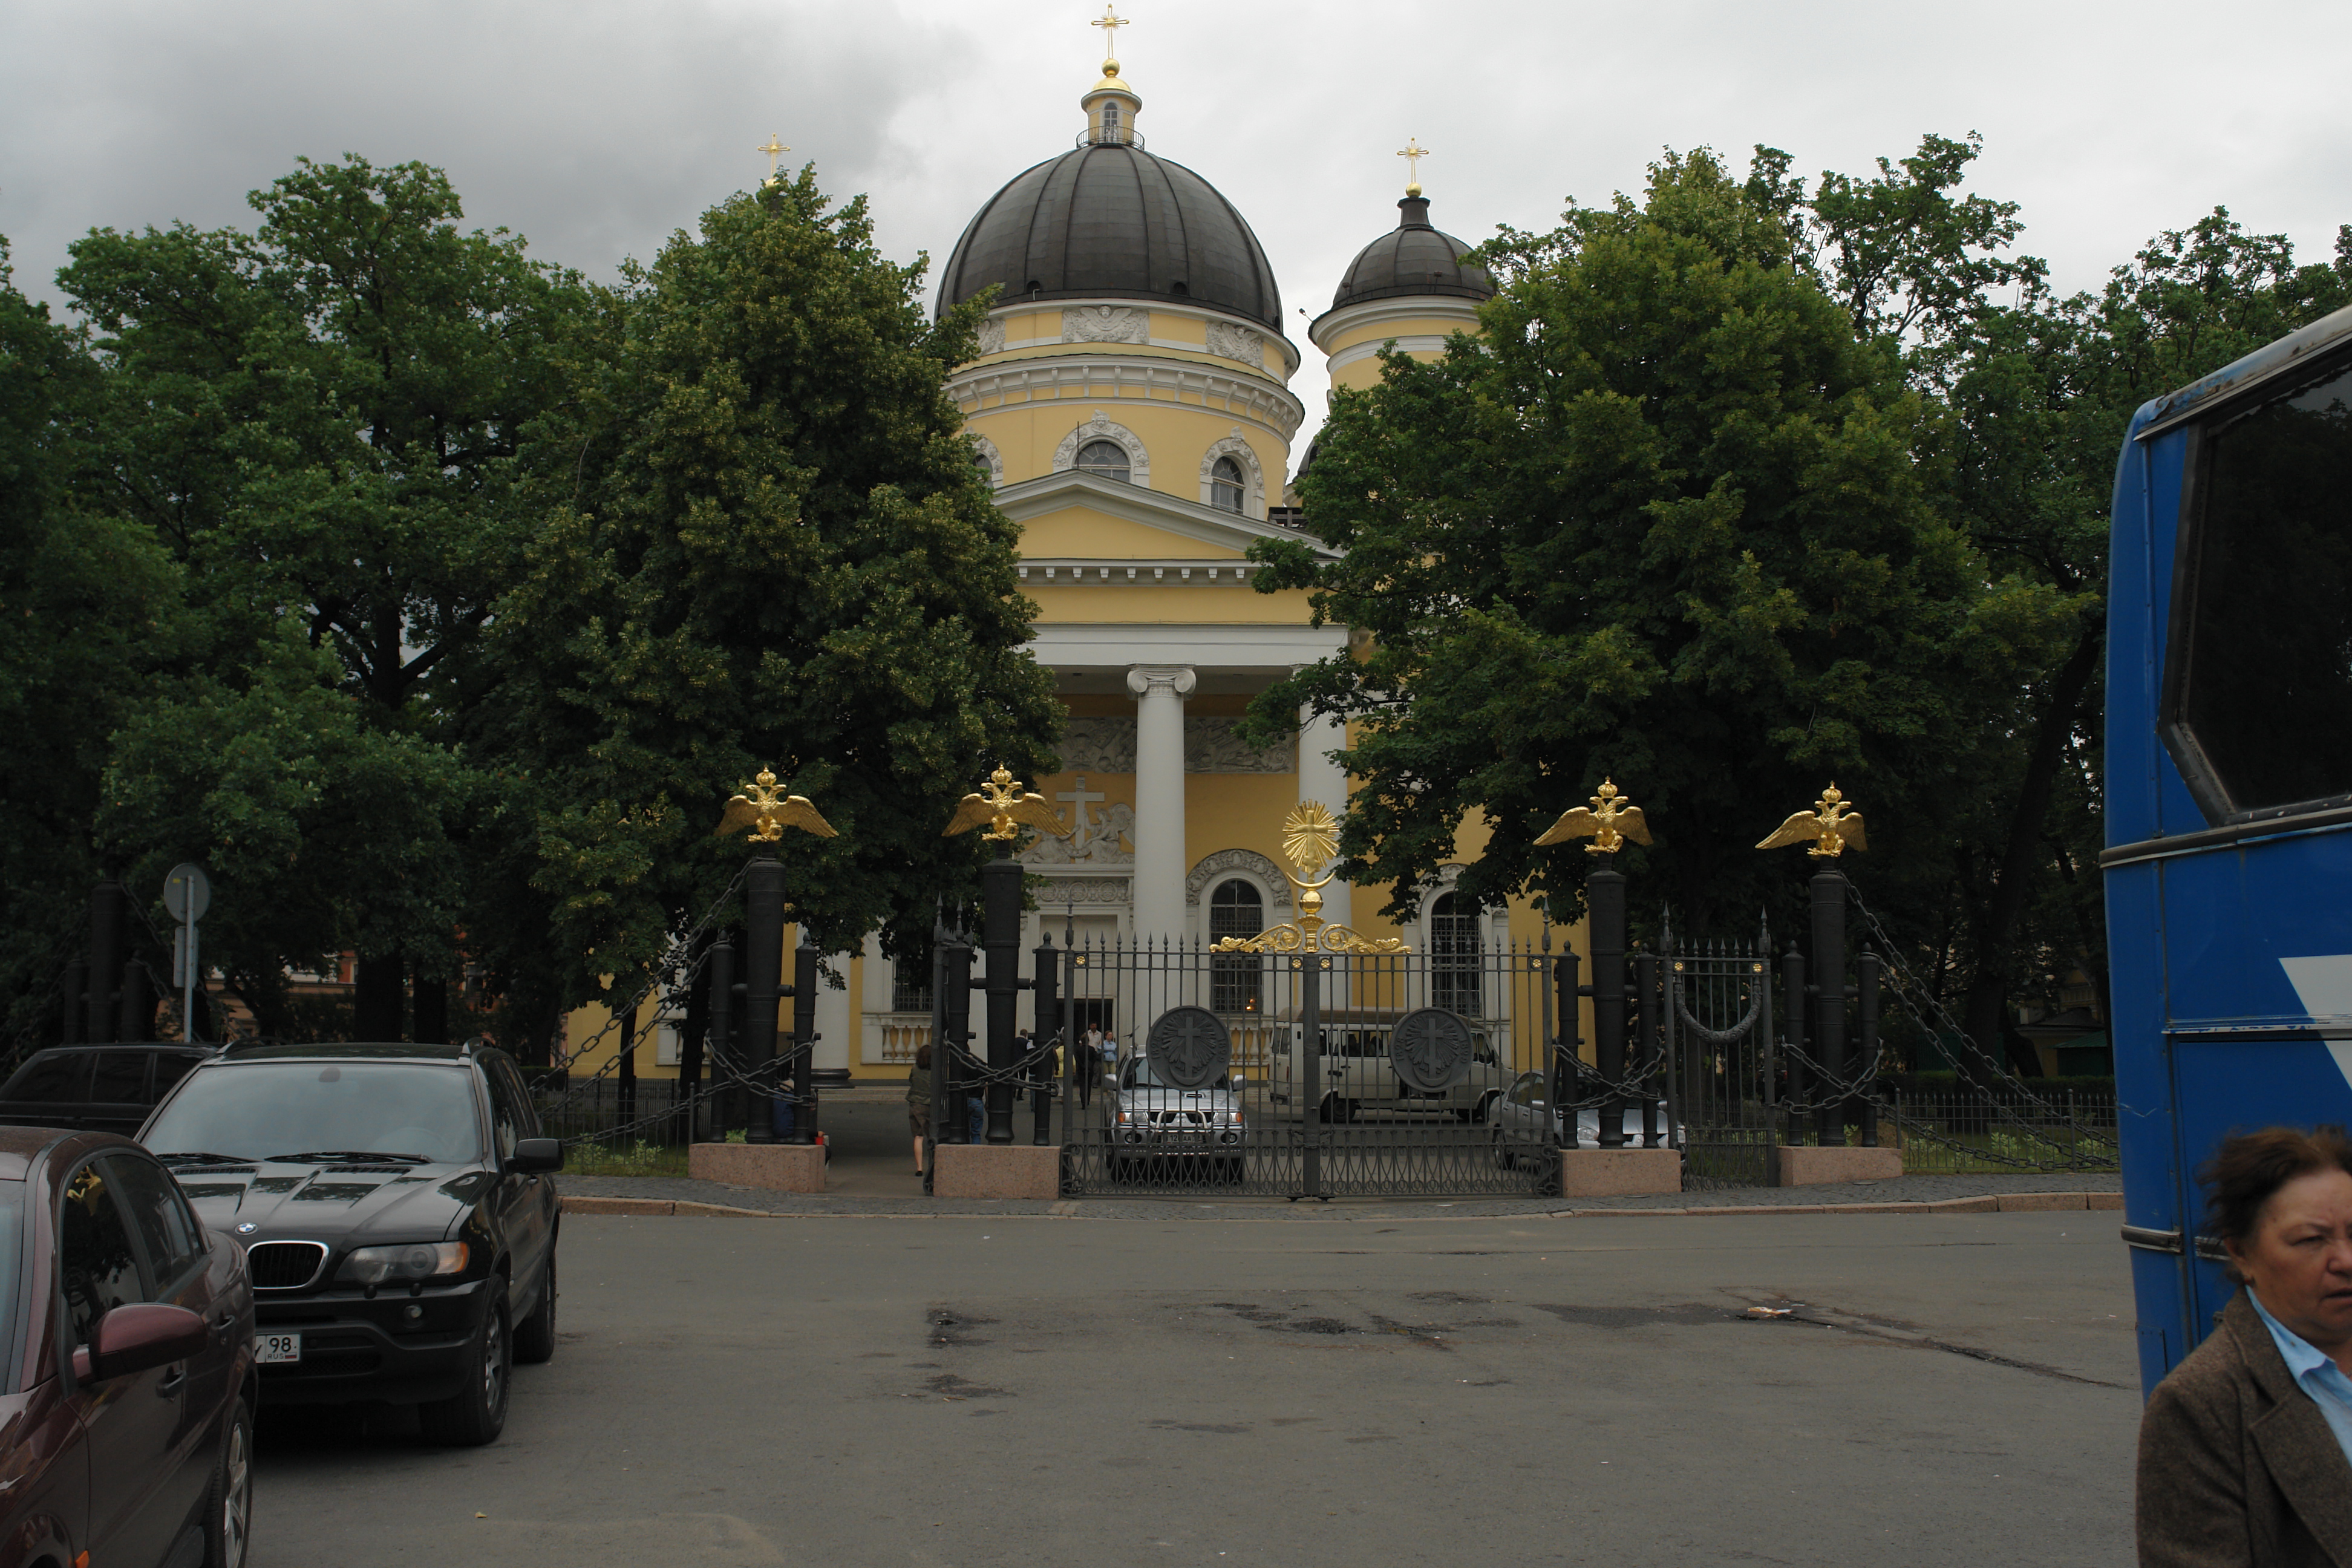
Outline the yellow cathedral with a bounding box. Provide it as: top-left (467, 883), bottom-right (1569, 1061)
top-left (564, 33), bottom-right (1580, 1082)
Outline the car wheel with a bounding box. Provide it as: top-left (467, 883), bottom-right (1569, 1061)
top-left (1492, 1131), bottom-right (1514, 1171)
top-left (513, 1250), bottom-right (557, 1365)
top-left (1474, 1091), bottom-right (1500, 1126)
top-left (201, 1396), bottom-right (253, 1568)
top-left (419, 1289), bottom-right (511, 1446)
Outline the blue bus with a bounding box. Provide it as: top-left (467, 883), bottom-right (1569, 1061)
top-left (2105, 302), bottom-right (2352, 1395)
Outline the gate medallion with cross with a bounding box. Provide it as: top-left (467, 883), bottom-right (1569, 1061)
top-left (1147, 1005), bottom-right (1232, 1089)
top-left (1389, 1007), bottom-right (1475, 1094)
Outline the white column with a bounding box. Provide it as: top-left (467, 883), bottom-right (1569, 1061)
top-left (1296, 698), bottom-right (1353, 931)
top-left (1126, 664), bottom-right (1196, 941)
top-left (815, 952), bottom-right (854, 1076)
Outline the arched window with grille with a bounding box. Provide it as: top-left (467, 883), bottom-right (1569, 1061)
top-left (1209, 880), bottom-right (1264, 1013)
top-left (1076, 439), bottom-right (1131, 483)
top-left (1209, 455), bottom-right (1244, 513)
top-left (1429, 892), bottom-right (1482, 1015)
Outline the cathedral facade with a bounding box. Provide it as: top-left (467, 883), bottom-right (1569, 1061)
top-left (568, 47), bottom-right (1574, 1080)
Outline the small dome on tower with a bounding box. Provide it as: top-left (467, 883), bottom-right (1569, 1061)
top-left (1325, 195), bottom-right (1495, 313)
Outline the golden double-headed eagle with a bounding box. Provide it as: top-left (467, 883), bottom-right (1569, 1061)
top-left (714, 767), bottom-right (837, 843)
top-left (1757, 784), bottom-right (1867, 857)
top-left (1536, 779), bottom-right (1651, 854)
top-left (944, 767), bottom-right (1072, 843)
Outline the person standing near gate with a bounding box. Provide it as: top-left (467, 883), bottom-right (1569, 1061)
top-left (1070, 1021), bottom-right (1094, 1110)
top-left (906, 1044), bottom-right (932, 1177)
top-left (1085, 1023), bottom-right (1106, 1096)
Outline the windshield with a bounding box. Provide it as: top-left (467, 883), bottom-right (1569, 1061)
top-left (144, 1062), bottom-right (484, 1164)
top-left (1123, 1059), bottom-right (1230, 1091)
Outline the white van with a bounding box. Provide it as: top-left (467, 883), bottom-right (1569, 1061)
top-left (1264, 1009), bottom-right (1509, 1123)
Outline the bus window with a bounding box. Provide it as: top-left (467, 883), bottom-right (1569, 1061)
top-left (2167, 359), bottom-right (2352, 817)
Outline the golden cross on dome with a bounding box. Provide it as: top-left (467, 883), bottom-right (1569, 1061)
top-left (1091, 3), bottom-right (1128, 65)
top-left (757, 134), bottom-right (789, 188)
top-left (1397, 138), bottom-right (1429, 197)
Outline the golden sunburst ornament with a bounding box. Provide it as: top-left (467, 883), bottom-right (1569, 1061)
top-left (1282, 801), bottom-right (1340, 880)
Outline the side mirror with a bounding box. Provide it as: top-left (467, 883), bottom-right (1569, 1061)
top-left (72, 1302), bottom-right (207, 1384)
top-left (508, 1137), bottom-right (564, 1175)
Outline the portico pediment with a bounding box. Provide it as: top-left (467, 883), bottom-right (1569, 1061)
top-left (995, 469), bottom-right (1332, 561)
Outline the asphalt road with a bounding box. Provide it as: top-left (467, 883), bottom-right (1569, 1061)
top-left (247, 1210), bottom-right (2141, 1567)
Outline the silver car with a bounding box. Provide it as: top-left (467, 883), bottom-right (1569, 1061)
top-left (1487, 1070), bottom-right (1673, 1167)
top-left (1109, 1054), bottom-right (1246, 1178)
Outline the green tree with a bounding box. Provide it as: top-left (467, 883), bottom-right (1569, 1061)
top-left (1246, 149), bottom-right (2075, 942)
top-left (482, 168), bottom-right (1058, 1021)
top-left (0, 242), bottom-right (187, 1048)
top-left (58, 156), bottom-right (596, 1037)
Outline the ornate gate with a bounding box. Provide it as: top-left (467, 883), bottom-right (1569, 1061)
top-left (1660, 921), bottom-right (1779, 1189)
top-left (1054, 932), bottom-right (1560, 1198)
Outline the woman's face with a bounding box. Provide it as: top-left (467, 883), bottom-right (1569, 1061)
top-left (2229, 1168), bottom-right (2352, 1354)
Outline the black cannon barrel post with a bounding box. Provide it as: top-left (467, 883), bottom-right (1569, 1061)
top-left (1809, 866), bottom-right (1848, 1147)
top-left (1633, 950), bottom-right (1661, 1148)
top-left (982, 847), bottom-right (1022, 1144)
top-left (58, 961), bottom-right (87, 1046)
top-left (939, 927), bottom-right (975, 1145)
top-left (1555, 949), bottom-right (1583, 1149)
top-left (791, 936), bottom-right (818, 1145)
top-left (1031, 930), bottom-right (1059, 1146)
top-left (1299, 955), bottom-right (1323, 1199)
top-left (1587, 851), bottom-right (1628, 1148)
top-left (116, 960), bottom-right (152, 1043)
top-left (1857, 949), bottom-right (1883, 1148)
top-left (701, 936), bottom-right (734, 1141)
top-left (88, 883), bottom-right (125, 1043)
top-left (1781, 940), bottom-right (1808, 1149)
top-left (742, 859), bottom-right (786, 1145)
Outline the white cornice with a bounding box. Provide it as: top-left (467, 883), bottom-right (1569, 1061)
top-left (952, 356), bottom-right (1307, 442)
top-left (1326, 335), bottom-right (1451, 374)
top-left (1021, 560), bottom-right (1270, 586)
top-left (1308, 296), bottom-right (1483, 355)
top-left (1028, 621), bottom-right (1348, 672)
top-left (995, 468), bottom-right (1334, 555)
top-left (980, 296), bottom-right (1304, 379)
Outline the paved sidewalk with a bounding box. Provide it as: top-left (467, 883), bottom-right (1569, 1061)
top-left (558, 1168), bottom-right (2122, 1221)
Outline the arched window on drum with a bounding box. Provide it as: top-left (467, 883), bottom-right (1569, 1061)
top-left (1209, 455), bottom-right (1245, 514)
top-left (1429, 892), bottom-right (1482, 1015)
top-left (1209, 880), bottom-right (1263, 1013)
top-left (1076, 439), bottom-right (1131, 483)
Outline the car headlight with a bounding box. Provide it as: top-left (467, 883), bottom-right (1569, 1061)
top-left (1114, 1111), bottom-right (1132, 1125)
top-left (336, 1241), bottom-right (470, 1285)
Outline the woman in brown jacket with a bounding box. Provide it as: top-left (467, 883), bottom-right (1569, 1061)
top-left (2137, 1126), bottom-right (2352, 1566)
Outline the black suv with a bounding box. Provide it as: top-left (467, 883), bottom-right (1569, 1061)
top-left (138, 1042), bottom-right (561, 1446)
top-left (0, 1045), bottom-right (214, 1137)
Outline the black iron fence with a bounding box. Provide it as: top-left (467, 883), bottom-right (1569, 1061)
top-left (1045, 936), bottom-right (1568, 1199)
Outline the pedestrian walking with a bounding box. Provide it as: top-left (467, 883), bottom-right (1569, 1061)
top-left (2137, 1125), bottom-right (2352, 1566)
top-left (1071, 1022), bottom-right (1095, 1110)
top-left (906, 1044), bottom-right (932, 1176)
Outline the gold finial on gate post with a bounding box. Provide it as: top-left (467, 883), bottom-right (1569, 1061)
top-left (1757, 783), bottom-right (1869, 858)
top-left (1535, 778), bottom-right (1652, 855)
top-left (1212, 802), bottom-right (1405, 955)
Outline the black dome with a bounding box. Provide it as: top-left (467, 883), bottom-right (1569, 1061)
top-left (1327, 195), bottom-right (1494, 312)
top-left (935, 144), bottom-right (1282, 329)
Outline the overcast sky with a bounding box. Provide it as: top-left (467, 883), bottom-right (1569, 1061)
top-left (5, 0), bottom-right (2347, 472)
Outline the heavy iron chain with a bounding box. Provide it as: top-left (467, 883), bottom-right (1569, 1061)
top-left (1843, 884), bottom-right (2117, 1170)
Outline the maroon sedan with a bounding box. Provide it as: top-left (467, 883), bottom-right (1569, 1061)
top-left (0, 1128), bottom-right (255, 1568)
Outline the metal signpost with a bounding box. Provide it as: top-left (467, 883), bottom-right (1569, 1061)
top-left (162, 864), bottom-right (211, 1044)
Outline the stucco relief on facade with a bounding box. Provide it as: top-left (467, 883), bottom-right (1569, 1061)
top-left (1051, 412), bottom-right (1151, 486)
top-left (1184, 849), bottom-right (1293, 907)
top-left (1024, 877), bottom-right (1131, 905)
top-left (1204, 321), bottom-right (1264, 367)
top-left (967, 433), bottom-right (1004, 487)
top-left (1062, 305), bottom-right (1148, 345)
top-left (975, 316), bottom-right (1006, 354)
top-left (1053, 715), bottom-right (1290, 774)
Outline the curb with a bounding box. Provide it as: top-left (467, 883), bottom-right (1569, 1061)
top-left (560, 1190), bottom-right (2122, 1221)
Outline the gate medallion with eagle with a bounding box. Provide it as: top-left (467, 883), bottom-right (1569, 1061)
top-left (1146, 1006), bottom-right (1232, 1090)
top-left (1389, 1007), bottom-right (1475, 1094)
